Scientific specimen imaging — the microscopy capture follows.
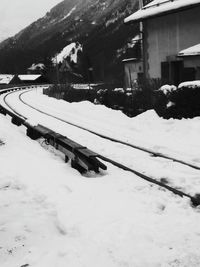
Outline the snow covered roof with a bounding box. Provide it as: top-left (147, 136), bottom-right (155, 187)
top-left (124, 0), bottom-right (200, 23)
top-left (178, 44), bottom-right (200, 57)
top-left (0, 74), bottom-right (14, 84)
top-left (18, 75), bottom-right (41, 81)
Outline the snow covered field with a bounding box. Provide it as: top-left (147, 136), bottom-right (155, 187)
top-left (20, 89), bottom-right (200, 164)
top-left (1, 88), bottom-right (200, 266)
top-left (3, 89), bottom-right (200, 195)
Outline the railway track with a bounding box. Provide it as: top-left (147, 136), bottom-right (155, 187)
top-left (1, 86), bottom-right (200, 206)
top-left (19, 90), bottom-right (200, 171)
top-left (0, 87), bottom-right (107, 174)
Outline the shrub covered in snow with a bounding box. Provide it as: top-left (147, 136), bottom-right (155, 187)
top-left (158, 84), bottom-right (177, 95)
top-left (154, 81), bottom-right (200, 119)
top-left (45, 79), bottom-right (158, 117)
top-left (95, 85), bottom-right (155, 117)
top-left (113, 88), bottom-right (125, 93)
top-left (178, 80), bottom-right (200, 89)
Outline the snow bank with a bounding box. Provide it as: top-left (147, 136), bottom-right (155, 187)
top-left (1, 98), bottom-right (200, 266)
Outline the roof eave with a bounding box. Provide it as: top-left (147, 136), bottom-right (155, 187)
top-left (124, 2), bottom-right (200, 24)
top-left (178, 53), bottom-right (200, 57)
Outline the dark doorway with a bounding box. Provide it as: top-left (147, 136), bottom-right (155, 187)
top-left (161, 61), bottom-right (170, 84)
top-left (182, 67), bottom-right (196, 82)
top-left (161, 61), bottom-right (183, 85)
top-left (171, 61), bottom-right (183, 85)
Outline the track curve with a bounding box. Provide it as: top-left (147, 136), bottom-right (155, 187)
top-left (1, 87), bottom-right (200, 206)
top-left (19, 90), bottom-right (200, 171)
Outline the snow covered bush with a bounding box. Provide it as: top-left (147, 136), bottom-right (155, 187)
top-left (96, 88), bottom-right (127, 109)
top-left (158, 84), bottom-right (177, 95)
top-left (45, 84), bottom-right (97, 102)
top-left (154, 81), bottom-right (200, 119)
top-left (45, 79), bottom-right (157, 117)
top-left (113, 88), bottom-right (125, 93)
top-left (92, 78), bottom-right (157, 117)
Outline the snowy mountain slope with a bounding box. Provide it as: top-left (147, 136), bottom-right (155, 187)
top-left (52, 42), bottom-right (82, 64)
top-left (0, 0), bottom-right (138, 82)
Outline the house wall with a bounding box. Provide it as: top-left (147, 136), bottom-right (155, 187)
top-left (183, 57), bottom-right (200, 69)
top-left (145, 6), bottom-right (200, 79)
top-left (124, 61), bottom-right (143, 88)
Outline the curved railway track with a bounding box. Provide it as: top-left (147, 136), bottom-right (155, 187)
top-left (3, 90), bottom-right (27, 120)
top-left (1, 86), bottom-right (200, 206)
top-left (19, 90), bottom-right (200, 171)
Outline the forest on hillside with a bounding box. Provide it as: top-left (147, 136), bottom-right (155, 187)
top-left (0, 0), bottom-right (139, 84)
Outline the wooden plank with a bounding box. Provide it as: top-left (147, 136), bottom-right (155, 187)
top-left (26, 124), bottom-right (107, 173)
top-left (77, 148), bottom-right (99, 158)
top-left (57, 136), bottom-right (86, 149)
top-left (34, 124), bottom-right (54, 136)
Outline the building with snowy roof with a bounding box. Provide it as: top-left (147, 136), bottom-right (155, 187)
top-left (125, 0), bottom-right (200, 85)
top-left (0, 74), bottom-right (21, 85)
top-left (18, 74), bottom-right (48, 84)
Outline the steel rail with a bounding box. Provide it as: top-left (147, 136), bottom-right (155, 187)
top-left (3, 90), bottom-right (28, 120)
top-left (19, 90), bottom-right (200, 171)
top-left (99, 155), bottom-right (200, 206)
top-left (0, 88), bottom-right (107, 173)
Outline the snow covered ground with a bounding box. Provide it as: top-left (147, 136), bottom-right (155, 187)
top-left (3, 88), bottom-right (200, 195)
top-left (1, 88), bottom-right (200, 266)
top-left (20, 89), bottom-right (200, 164)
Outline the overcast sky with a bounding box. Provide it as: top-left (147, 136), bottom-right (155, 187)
top-left (0, 0), bottom-right (62, 41)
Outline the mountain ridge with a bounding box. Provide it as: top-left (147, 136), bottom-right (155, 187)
top-left (0, 0), bottom-right (139, 83)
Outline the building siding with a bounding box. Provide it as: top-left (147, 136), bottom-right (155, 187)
top-left (123, 60), bottom-right (143, 88)
top-left (145, 6), bottom-right (200, 79)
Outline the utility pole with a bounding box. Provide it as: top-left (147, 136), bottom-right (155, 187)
top-left (138, 0), bottom-right (145, 80)
top-left (138, 0), bottom-right (143, 54)
top-left (55, 54), bottom-right (60, 86)
top-left (138, 0), bottom-right (143, 8)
